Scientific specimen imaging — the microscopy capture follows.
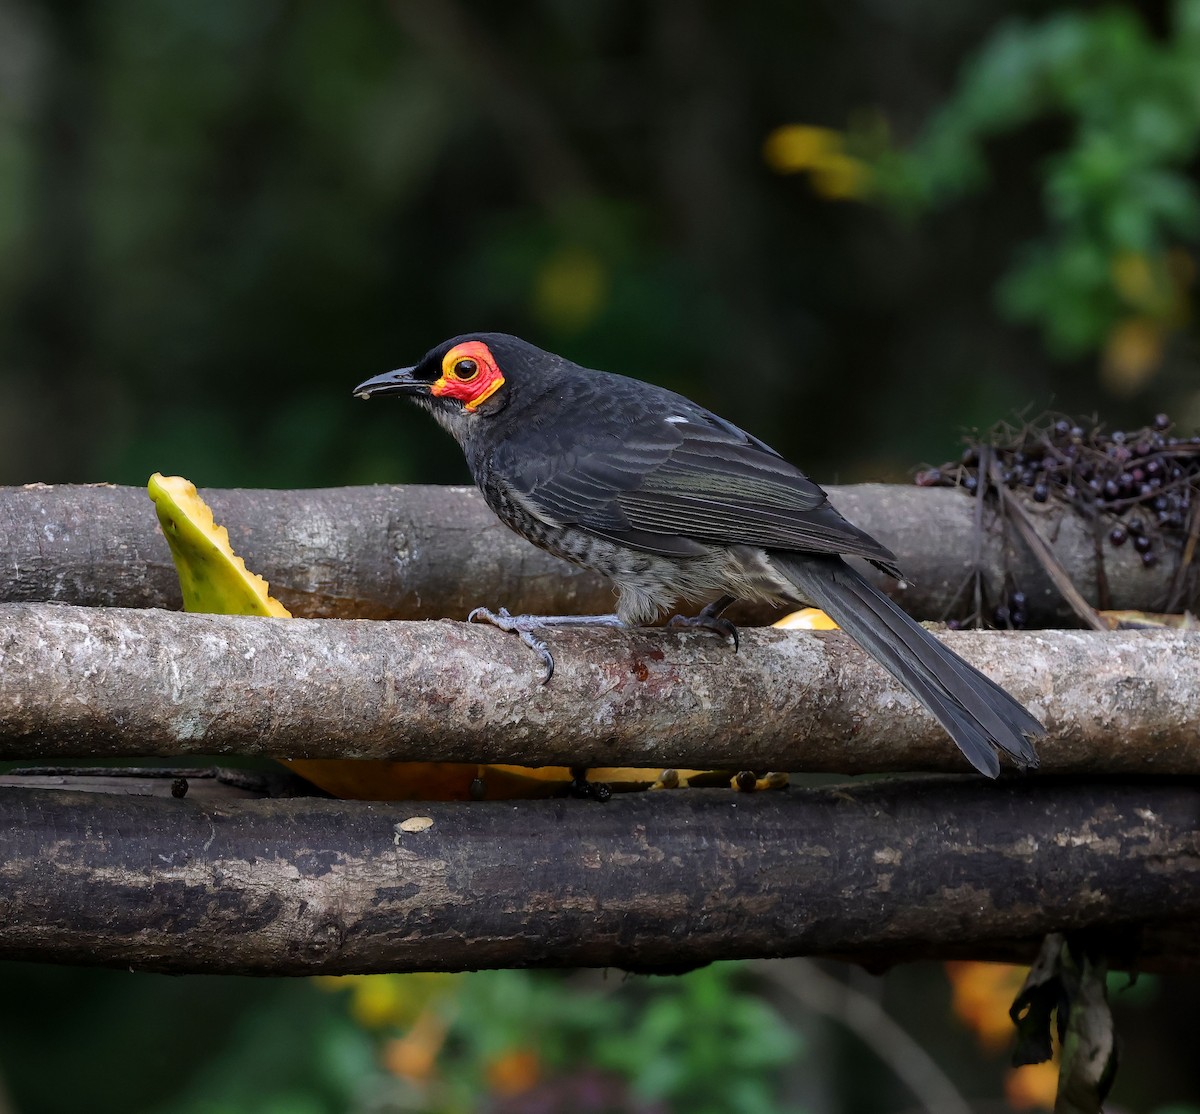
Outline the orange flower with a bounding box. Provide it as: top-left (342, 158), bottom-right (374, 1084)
top-left (944, 961), bottom-right (1027, 1052)
top-left (486, 1048), bottom-right (541, 1097)
top-left (1004, 1059), bottom-right (1059, 1110)
top-left (382, 1010), bottom-right (449, 1083)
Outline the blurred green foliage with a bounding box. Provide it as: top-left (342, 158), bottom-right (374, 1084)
top-left (3, 0), bottom-right (1197, 495)
top-left (4, 957), bottom-right (1195, 1114)
top-left (588, 965), bottom-right (801, 1111)
top-left (866, 0), bottom-right (1200, 377)
top-left (326, 964), bottom-right (805, 1114)
top-left (0, 965), bottom-right (798, 1114)
top-left (0, 965), bottom-right (379, 1114)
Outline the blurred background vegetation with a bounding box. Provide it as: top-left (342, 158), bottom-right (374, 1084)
top-left (3, 0), bottom-right (1200, 493)
top-left (2, 0), bottom-right (1199, 1111)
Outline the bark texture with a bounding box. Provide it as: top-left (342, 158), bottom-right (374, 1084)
top-left (0, 483), bottom-right (1182, 625)
top-left (5, 484), bottom-right (1197, 978)
top-left (1, 602), bottom-right (1198, 775)
top-left (0, 779), bottom-right (1195, 975)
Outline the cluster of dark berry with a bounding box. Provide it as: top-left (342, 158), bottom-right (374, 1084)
top-left (946, 587), bottom-right (1030, 631)
top-left (992, 588), bottom-right (1029, 629)
top-left (916, 413), bottom-right (1198, 625)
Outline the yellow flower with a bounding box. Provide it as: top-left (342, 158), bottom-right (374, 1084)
top-left (811, 155), bottom-right (872, 200)
top-left (762, 125), bottom-right (872, 199)
top-left (314, 972), bottom-right (462, 1030)
top-left (763, 125), bottom-right (842, 172)
top-left (1103, 247), bottom-right (1194, 394)
top-left (1110, 251), bottom-right (1158, 306)
top-left (1102, 317), bottom-right (1165, 396)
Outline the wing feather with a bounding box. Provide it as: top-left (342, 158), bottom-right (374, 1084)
top-left (487, 372), bottom-right (896, 567)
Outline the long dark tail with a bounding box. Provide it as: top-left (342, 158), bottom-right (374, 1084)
top-left (772, 552), bottom-right (1043, 777)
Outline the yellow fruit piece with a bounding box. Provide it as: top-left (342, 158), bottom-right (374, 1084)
top-left (1098, 609), bottom-right (1198, 630)
top-left (773, 607), bottom-right (839, 630)
top-left (148, 473), bottom-right (290, 618)
top-left (278, 759), bottom-right (720, 801)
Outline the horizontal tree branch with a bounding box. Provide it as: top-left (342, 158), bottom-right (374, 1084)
top-left (0, 765), bottom-right (318, 801)
top-left (1, 779), bottom-right (1196, 974)
top-left (2, 602), bottom-right (1197, 775)
top-left (1, 482), bottom-right (1183, 626)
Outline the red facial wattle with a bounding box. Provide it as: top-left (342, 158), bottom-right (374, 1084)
top-left (431, 341), bottom-right (505, 411)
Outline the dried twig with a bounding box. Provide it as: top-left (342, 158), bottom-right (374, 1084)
top-left (987, 461), bottom-right (1108, 632)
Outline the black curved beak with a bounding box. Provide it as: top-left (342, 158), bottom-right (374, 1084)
top-left (352, 366), bottom-right (425, 400)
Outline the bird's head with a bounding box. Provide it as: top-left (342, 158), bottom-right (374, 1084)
top-left (353, 334), bottom-right (547, 425)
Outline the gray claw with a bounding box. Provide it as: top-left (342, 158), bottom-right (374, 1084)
top-left (467, 607), bottom-right (556, 682)
top-left (518, 630), bottom-right (555, 683)
top-left (667, 612), bottom-right (740, 652)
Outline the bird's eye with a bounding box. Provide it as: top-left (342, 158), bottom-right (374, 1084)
top-left (453, 358), bottom-right (479, 381)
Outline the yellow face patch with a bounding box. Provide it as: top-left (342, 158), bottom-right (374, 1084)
top-left (431, 341), bottom-right (505, 411)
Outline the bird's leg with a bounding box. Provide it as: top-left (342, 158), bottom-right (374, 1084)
top-left (666, 594), bottom-right (740, 651)
top-left (467, 607), bottom-right (624, 683)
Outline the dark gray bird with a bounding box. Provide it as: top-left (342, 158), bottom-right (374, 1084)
top-left (354, 332), bottom-right (1043, 777)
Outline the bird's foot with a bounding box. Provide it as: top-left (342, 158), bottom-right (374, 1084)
top-left (666, 597), bottom-right (739, 651)
top-left (466, 607), bottom-right (624, 683)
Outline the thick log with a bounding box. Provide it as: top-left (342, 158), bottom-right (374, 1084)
top-left (0, 779), bottom-right (1195, 975)
top-left (0, 483), bottom-right (1180, 625)
top-left (1, 602), bottom-right (1198, 775)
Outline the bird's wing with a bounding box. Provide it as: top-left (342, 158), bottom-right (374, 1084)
top-left (614, 415), bottom-right (898, 564)
top-left (490, 385), bottom-right (897, 566)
